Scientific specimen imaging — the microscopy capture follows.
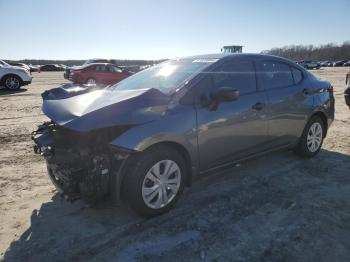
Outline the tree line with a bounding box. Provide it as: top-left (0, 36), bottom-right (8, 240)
top-left (262, 41), bottom-right (350, 61)
top-left (5, 59), bottom-right (166, 67)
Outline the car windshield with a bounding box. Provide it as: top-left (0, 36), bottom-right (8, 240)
top-left (110, 58), bottom-right (217, 94)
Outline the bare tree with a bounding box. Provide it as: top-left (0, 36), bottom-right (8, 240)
top-left (263, 41), bottom-right (350, 61)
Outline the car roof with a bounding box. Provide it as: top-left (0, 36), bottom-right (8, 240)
top-left (178, 53), bottom-right (297, 64)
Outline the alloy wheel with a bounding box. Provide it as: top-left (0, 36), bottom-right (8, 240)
top-left (307, 122), bottom-right (323, 152)
top-left (142, 160), bottom-right (181, 209)
top-left (5, 77), bottom-right (20, 90)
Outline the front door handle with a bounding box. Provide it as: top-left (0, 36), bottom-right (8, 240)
top-left (252, 102), bottom-right (265, 111)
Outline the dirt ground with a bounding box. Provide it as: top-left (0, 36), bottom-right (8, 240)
top-left (0, 68), bottom-right (349, 262)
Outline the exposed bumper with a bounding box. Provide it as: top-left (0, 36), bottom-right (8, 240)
top-left (31, 122), bottom-right (132, 204)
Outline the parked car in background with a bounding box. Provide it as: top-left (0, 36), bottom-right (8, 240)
top-left (333, 60), bottom-right (348, 67)
top-left (64, 63), bottom-right (133, 85)
top-left (345, 71), bottom-right (350, 108)
top-left (8, 62), bottom-right (31, 71)
top-left (343, 61), bottom-right (350, 67)
top-left (320, 61), bottom-right (330, 67)
top-left (0, 60), bottom-right (32, 90)
top-left (298, 61), bottom-right (321, 69)
top-left (58, 64), bottom-right (67, 69)
top-left (40, 64), bottom-right (64, 71)
top-left (28, 64), bottom-right (40, 72)
top-left (33, 53), bottom-right (334, 217)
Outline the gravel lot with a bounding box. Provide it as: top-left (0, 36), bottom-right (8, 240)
top-left (0, 67), bottom-right (349, 262)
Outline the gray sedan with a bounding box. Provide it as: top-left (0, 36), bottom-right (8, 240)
top-left (33, 53), bottom-right (335, 217)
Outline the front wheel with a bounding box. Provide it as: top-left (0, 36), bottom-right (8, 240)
top-left (294, 116), bottom-right (325, 158)
top-left (4, 75), bottom-right (22, 90)
top-left (123, 145), bottom-right (186, 217)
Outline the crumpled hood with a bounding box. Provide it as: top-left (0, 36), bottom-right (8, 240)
top-left (42, 87), bottom-right (171, 132)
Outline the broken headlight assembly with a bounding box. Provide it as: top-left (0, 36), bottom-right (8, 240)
top-left (32, 121), bottom-right (132, 204)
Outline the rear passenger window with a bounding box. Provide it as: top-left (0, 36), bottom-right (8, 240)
top-left (212, 61), bottom-right (257, 95)
top-left (259, 61), bottom-right (293, 89)
top-left (95, 65), bottom-right (107, 72)
top-left (291, 67), bottom-right (303, 84)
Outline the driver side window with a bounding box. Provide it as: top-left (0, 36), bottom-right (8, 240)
top-left (212, 61), bottom-right (257, 95)
top-left (187, 61), bottom-right (257, 105)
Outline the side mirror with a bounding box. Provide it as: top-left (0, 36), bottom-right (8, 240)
top-left (211, 86), bottom-right (239, 102)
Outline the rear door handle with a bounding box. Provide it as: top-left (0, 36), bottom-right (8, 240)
top-left (252, 102), bottom-right (265, 111)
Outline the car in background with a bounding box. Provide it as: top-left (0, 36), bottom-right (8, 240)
top-left (320, 61), bottom-right (330, 67)
top-left (333, 60), bottom-right (348, 67)
top-left (0, 60), bottom-right (32, 90)
top-left (343, 61), bottom-right (350, 67)
top-left (64, 63), bottom-right (133, 85)
top-left (345, 71), bottom-right (350, 108)
top-left (298, 61), bottom-right (321, 69)
top-left (58, 64), bottom-right (68, 69)
top-left (40, 64), bottom-right (64, 71)
top-left (29, 64), bottom-right (40, 72)
top-left (8, 62), bottom-right (31, 71)
top-left (33, 53), bottom-right (334, 217)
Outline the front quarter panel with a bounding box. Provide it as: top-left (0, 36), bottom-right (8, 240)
top-left (110, 104), bottom-right (199, 174)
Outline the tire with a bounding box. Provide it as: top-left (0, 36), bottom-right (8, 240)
top-left (3, 75), bottom-right (22, 90)
top-left (123, 145), bottom-right (187, 217)
top-left (86, 78), bottom-right (96, 85)
top-left (294, 116), bottom-right (325, 158)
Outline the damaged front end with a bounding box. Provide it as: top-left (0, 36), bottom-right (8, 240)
top-left (32, 121), bottom-right (132, 204)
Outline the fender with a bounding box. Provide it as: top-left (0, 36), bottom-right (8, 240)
top-left (110, 104), bottom-right (199, 176)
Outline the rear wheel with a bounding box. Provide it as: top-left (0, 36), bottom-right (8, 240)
top-left (123, 145), bottom-right (186, 217)
top-left (4, 75), bottom-right (21, 90)
top-left (294, 116), bottom-right (325, 158)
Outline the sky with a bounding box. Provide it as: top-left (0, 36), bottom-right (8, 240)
top-left (0, 0), bottom-right (349, 60)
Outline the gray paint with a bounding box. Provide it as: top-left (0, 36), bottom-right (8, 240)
top-left (42, 53), bottom-right (334, 176)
